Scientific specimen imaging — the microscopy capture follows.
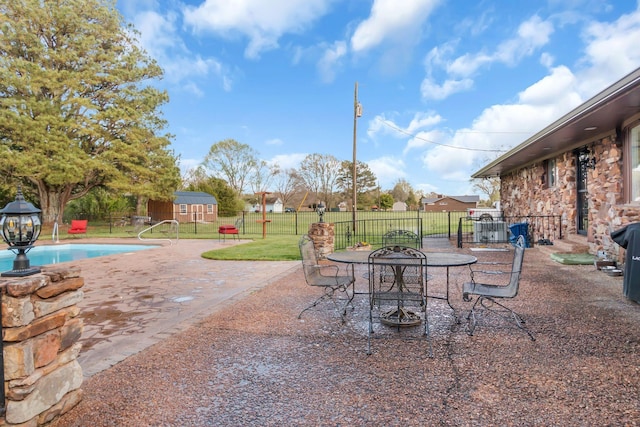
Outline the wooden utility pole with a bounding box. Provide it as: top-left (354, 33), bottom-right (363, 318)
top-left (352, 82), bottom-right (361, 234)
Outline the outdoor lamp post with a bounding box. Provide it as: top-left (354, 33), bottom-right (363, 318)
top-left (316, 202), bottom-right (326, 223)
top-left (0, 187), bottom-right (42, 277)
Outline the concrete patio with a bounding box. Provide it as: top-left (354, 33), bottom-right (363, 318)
top-left (49, 239), bottom-right (639, 426)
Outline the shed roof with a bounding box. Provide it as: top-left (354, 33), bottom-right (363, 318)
top-left (173, 191), bottom-right (218, 205)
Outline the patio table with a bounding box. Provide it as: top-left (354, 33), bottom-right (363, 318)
top-left (326, 250), bottom-right (477, 310)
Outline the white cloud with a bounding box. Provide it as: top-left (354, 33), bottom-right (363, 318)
top-left (497, 15), bottom-right (554, 64)
top-left (350, 0), bottom-right (441, 52)
top-left (178, 157), bottom-right (202, 177)
top-left (406, 111), bottom-right (444, 133)
top-left (420, 77), bottom-right (474, 100)
top-left (268, 153), bottom-right (307, 170)
top-left (518, 65), bottom-right (578, 106)
top-left (129, 8), bottom-right (233, 92)
top-left (367, 156), bottom-right (407, 188)
top-left (404, 129), bottom-right (449, 154)
top-left (577, 6), bottom-right (640, 95)
top-left (182, 0), bottom-right (332, 59)
top-left (367, 112), bottom-right (443, 140)
top-left (422, 14), bottom-right (554, 101)
top-left (266, 138), bottom-right (284, 146)
top-left (317, 41), bottom-right (347, 83)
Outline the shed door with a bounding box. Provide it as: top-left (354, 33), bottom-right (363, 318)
top-left (193, 204), bottom-right (203, 222)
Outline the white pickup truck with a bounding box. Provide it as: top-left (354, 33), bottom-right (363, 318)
top-left (467, 206), bottom-right (503, 220)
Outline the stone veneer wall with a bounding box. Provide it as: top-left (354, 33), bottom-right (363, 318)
top-left (1, 266), bottom-right (84, 426)
top-left (308, 222), bottom-right (334, 259)
top-left (501, 134), bottom-right (640, 259)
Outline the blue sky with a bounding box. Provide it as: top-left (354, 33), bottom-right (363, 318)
top-left (116, 0), bottom-right (640, 196)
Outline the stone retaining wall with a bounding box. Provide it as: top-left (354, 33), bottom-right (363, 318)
top-left (1, 267), bottom-right (84, 426)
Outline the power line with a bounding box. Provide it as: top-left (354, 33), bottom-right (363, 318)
top-left (378, 119), bottom-right (513, 153)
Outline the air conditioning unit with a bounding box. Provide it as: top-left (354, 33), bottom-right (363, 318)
top-left (473, 221), bottom-right (508, 243)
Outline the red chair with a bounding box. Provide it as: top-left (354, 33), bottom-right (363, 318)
top-left (68, 220), bottom-right (88, 236)
top-left (218, 218), bottom-right (242, 241)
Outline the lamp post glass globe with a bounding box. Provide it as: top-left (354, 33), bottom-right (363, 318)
top-left (316, 203), bottom-right (326, 223)
top-left (0, 188), bottom-right (42, 277)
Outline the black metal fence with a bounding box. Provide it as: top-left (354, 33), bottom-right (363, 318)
top-left (456, 215), bottom-right (562, 248)
top-left (333, 217), bottom-right (424, 250)
top-left (85, 210), bottom-right (562, 249)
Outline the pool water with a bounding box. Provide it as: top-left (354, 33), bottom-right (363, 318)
top-left (0, 244), bottom-right (158, 271)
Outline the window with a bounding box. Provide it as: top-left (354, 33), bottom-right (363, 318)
top-left (544, 159), bottom-right (556, 188)
top-left (207, 204), bottom-right (213, 213)
top-left (179, 204), bottom-right (187, 214)
top-left (630, 122), bottom-right (640, 203)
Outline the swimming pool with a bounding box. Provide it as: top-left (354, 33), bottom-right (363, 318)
top-left (0, 244), bottom-right (159, 271)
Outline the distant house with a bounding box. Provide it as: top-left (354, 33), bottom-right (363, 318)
top-left (392, 201), bottom-right (407, 212)
top-left (421, 195), bottom-right (479, 212)
top-left (148, 191), bottom-right (218, 223)
top-left (253, 196), bottom-right (283, 213)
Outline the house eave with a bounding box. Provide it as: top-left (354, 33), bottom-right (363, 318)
top-left (472, 67), bottom-right (640, 179)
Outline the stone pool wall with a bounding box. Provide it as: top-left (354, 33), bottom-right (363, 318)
top-left (0, 266), bottom-right (84, 426)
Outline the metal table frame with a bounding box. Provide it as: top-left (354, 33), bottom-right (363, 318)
top-left (326, 250), bottom-right (477, 311)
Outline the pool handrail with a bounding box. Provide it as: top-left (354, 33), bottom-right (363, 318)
top-left (137, 220), bottom-right (179, 246)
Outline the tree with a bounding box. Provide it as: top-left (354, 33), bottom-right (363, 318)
top-left (273, 168), bottom-right (301, 209)
top-left (297, 153), bottom-right (341, 209)
top-left (249, 160), bottom-right (279, 194)
top-left (0, 0), bottom-right (179, 224)
top-left (406, 190), bottom-right (419, 210)
top-left (390, 178), bottom-right (413, 203)
top-left (379, 193), bottom-right (394, 211)
top-left (336, 160), bottom-right (378, 209)
top-left (202, 139), bottom-right (259, 195)
top-left (183, 166), bottom-right (244, 216)
top-left (472, 177), bottom-right (501, 206)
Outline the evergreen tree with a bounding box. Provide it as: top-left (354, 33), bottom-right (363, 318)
top-left (0, 0), bottom-right (179, 223)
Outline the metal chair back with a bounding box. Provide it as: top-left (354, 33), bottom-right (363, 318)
top-left (462, 235), bottom-right (534, 340)
top-left (298, 235), bottom-right (355, 322)
top-left (382, 229), bottom-right (421, 249)
top-left (366, 245), bottom-right (430, 355)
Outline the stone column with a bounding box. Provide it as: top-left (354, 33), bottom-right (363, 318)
top-left (1, 267), bottom-right (84, 426)
top-left (308, 222), bottom-right (335, 259)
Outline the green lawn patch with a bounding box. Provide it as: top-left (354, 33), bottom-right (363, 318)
top-left (550, 252), bottom-right (595, 265)
top-left (202, 235), bottom-right (301, 261)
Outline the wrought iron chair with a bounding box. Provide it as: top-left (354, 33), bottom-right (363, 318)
top-left (367, 246), bottom-right (431, 356)
top-left (462, 235), bottom-right (535, 340)
top-left (298, 235), bottom-right (355, 323)
top-left (382, 229), bottom-right (421, 249)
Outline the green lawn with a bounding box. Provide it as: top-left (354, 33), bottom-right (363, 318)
top-left (201, 235), bottom-right (301, 261)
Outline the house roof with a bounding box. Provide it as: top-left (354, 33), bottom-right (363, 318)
top-left (422, 195), bottom-right (479, 204)
top-left (472, 67), bottom-right (640, 178)
top-left (173, 191), bottom-right (217, 205)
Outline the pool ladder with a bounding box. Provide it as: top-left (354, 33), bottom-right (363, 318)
top-left (137, 220), bottom-right (179, 246)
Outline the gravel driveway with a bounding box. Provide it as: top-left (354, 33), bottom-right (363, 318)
top-left (51, 245), bottom-right (640, 426)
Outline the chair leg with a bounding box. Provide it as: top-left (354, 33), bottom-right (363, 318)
top-left (367, 305), bottom-right (373, 355)
top-left (298, 286), bottom-right (351, 323)
top-left (423, 307), bottom-right (433, 358)
top-left (466, 296), bottom-right (535, 341)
